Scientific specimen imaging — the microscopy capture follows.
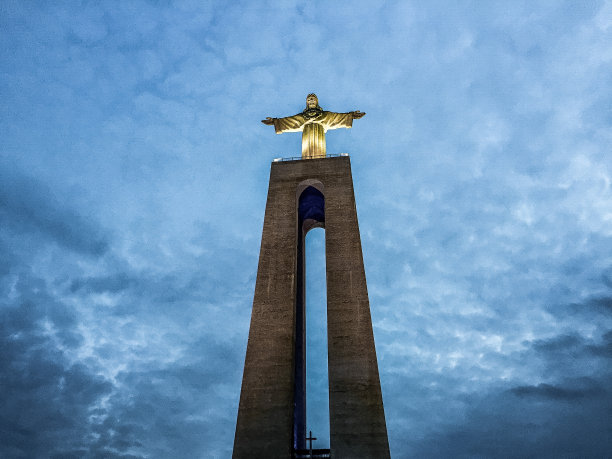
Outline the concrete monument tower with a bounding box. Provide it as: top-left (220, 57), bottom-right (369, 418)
top-left (233, 94), bottom-right (390, 458)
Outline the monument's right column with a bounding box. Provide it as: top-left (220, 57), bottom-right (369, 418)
top-left (325, 158), bottom-right (391, 458)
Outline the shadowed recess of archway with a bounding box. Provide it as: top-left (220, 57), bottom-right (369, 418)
top-left (299, 186), bottom-right (325, 226)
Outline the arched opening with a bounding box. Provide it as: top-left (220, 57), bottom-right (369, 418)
top-left (294, 183), bottom-right (329, 451)
top-left (305, 227), bottom-right (329, 449)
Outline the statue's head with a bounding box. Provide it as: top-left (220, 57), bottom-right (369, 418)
top-left (306, 93), bottom-right (319, 109)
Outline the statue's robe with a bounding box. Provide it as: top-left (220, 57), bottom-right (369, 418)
top-left (273, 110), bottom-right (354, 158)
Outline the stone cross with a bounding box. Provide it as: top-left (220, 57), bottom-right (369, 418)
top-left (306, 430), bottom-right (317, 458)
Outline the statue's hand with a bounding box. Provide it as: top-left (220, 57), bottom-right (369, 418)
top-left (352, 110), bottom-right (366, 119)
top-left (261, 117), bottom-right (275, 125)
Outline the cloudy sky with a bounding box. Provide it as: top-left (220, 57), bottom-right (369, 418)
top-left (1, 1), bottom-right (612, 457)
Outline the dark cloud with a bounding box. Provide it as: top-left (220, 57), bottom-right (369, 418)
top-left (586, 330), bottom-right (612, 358)
top-left (70, 273), bottom-right (134, 294)
top-left (510, 380), bottom-right (605, 401)
top-left (0, 166), bottom-right (109, 257)
top-left (408, 385), bottom-right (612, 458)
top-left (547, 292), bottom-right (612, 320)
top-left (402, 327), bottom-right (612, 456)
top-left (387, 324), bottom-right (612, 458)
top-left (602, 268), bottom-right (612, 289)
top-left (0, 211), bottom-right (252, 457)
top-left (526, 328), bottom-right (612, 378)
top-left (1, 266), bottom-right (82, 349)
top-left (579, 296), bottom-right (612, 315)
top-left (79, 338), bottom-right (243, 458)
top-left (0, 249), bottom-right (245, 458)
top-left (531, 333), bottom-right (584, 353)
top-left (0, 281), bottom-right (113, 458)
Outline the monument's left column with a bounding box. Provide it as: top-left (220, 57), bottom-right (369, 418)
top-left (233, 163), bottom-right (297, 458)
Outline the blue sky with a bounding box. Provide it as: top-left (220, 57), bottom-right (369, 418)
top-left (1, 1), bottom-right (611, 457)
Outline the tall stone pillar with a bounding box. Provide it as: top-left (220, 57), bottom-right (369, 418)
top-left (233, 156), bottom-right (390, 459)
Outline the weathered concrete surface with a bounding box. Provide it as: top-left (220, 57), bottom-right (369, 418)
top-left (233, 157), bottom-right (389, 459)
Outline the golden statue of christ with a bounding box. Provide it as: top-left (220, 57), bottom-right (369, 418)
top-left (262, 93), bottom-right (365, 159)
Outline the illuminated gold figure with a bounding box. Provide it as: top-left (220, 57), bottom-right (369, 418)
top-left (262, 94), bottom-right (365, 159)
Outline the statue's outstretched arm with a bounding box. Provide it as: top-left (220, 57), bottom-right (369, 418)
top-left (322, 110), bottom-right (366, 131)
top-left (262, 113), bottom-right (306, 134)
